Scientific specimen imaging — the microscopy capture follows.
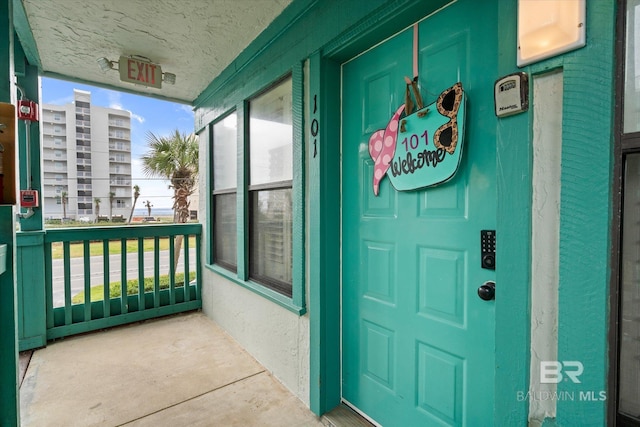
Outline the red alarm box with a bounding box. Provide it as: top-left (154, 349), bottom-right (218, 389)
top-left (20, 189), bottom-right (39, 207)
top-left (17, 100), bottom-right (38, 122)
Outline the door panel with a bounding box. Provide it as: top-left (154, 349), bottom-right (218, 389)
top-left (341, 1), bottom-right (497, 426)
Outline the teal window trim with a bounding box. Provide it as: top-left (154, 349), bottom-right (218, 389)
top-left (203, 124), bottom-right (213, 266)
top-left (207, 64), bottom-right (305, 314)
top-left (291, 62), bottom-right (305, 310)
top-left (238, 101), bottom-right (249, 280)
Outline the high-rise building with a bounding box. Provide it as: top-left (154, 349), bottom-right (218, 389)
top-left (41, 89), bottom-right (132, 221)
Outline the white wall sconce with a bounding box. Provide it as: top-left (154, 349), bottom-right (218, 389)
top-left (517, 0), bottom-right (586, 67)
top-left (162, 72), bottom-right (176, 85)
top-left (96, 57), bottom-right (116, 72)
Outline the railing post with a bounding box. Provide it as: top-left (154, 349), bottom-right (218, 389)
top-left (137, 237), bottom-right (144, 311)
top-left (169, 236), bottom-right (176, 305)
top-left (102, 240), bottom-right (110, 317)
top-left (63, 242), bottom-right (72, 325)
top-left (196, 233), bottom-right (202, 301)
top-left (83, 241), bottom-right (91, 321)
top-left (120, 238), bottom-right (127, 314)
top-left (45, 241), bottom-right (54, 329)
top-left (183, 234), bottom-right (190, 302)
top-left (153, 236), bottom-right (160, 308)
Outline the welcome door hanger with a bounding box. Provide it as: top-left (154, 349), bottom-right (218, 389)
top-left (368, 81), bottom-right (466, 195)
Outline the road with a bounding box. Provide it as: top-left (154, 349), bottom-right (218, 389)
top-left (51, 248), bottom-right (197, 307)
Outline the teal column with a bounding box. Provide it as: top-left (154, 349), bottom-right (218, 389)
top-left (0, 1), bottom-right (20, 425)
top-left (15, 40), bottom-right (43, 231)
top-left (0, 206), bottom-right (19, 426)
top-left (14, 39), bottom-right (47, 350)
top-left (494, 1), bottom-right (616, 425)
top-left (553, 2), bottom-right (615, 425)
top-left (309, 52), bottom-right (341, 415)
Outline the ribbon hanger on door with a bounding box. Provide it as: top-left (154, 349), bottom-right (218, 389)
top-left (404, 24), bottom-right (424, 117)
top-left (368, 22), bottom-right (467, 195)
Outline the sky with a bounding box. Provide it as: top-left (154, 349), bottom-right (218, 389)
top-left (41, 77), bottom-right (195, 209)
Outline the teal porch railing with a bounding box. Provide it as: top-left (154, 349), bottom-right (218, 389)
top-left (41, 223), bottom-right (202, 340)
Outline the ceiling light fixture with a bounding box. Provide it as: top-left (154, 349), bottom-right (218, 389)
top-left (162, 72), bottom-right (176, 85)
top-left (96, 57), bottom-right (115, 72)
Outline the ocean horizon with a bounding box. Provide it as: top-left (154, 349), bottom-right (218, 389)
top-left (133, 208), bottom-right (176, 217)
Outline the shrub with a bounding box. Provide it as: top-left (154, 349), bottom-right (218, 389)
top-left (72, 272), bottom-right (196, 303)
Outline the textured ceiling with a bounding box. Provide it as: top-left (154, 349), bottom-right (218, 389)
top-left (20, 0), bottom-right (292, 103)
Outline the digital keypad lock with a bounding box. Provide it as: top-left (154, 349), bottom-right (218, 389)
top-left (481, 230), bottom-right (496, 270)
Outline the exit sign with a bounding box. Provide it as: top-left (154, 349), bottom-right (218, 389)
top-left (119, 56), bottom-right (162, 89)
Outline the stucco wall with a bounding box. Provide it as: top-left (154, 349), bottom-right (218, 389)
top-left (197, 127), bottom-right (311, 404)
top-left (200, 273), bottom-right (311, 404)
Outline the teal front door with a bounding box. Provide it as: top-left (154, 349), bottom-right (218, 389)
top-left (341, 1), bottom-right (497, 425)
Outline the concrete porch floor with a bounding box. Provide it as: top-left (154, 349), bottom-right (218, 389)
top-left (19, 312), bottom-right (325, 427)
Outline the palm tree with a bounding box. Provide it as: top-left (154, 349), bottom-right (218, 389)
top-left (108, 191), bottom-right (115, 221)
top-left (94, 197), bottom-right (101, 223)
top-left (61, 191), bottom-right (68, 221)
top-left (142, 129), bottom-right (198, 267)
top-left (128, 184), bottom-right (140, 224)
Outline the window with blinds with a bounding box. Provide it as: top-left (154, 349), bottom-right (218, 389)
top-left (248, 77), bottom-right (293, 297)
top-left (620, 154), bottom-right (640, 421)
top-left (212, 112), bottom-right (238, 271)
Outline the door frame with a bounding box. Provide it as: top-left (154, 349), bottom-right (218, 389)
top-left (308, 0), bottom-right (530, 424)
top-left (610, 0), bottom-right (639, 424)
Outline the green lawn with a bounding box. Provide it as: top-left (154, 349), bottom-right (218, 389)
top-left (51, 236), bottom-right (196, 259)
top-left (72, 272), bottom-right (196, 303)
